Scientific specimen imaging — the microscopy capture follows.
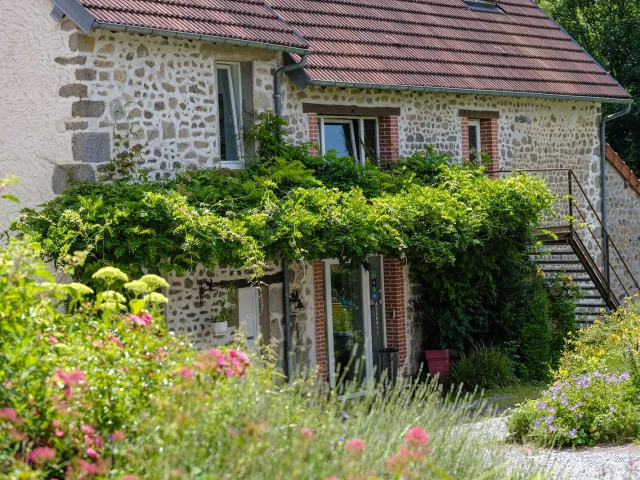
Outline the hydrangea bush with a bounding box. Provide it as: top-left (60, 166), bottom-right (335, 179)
top-left (508, 301), bottom-right (640, 446)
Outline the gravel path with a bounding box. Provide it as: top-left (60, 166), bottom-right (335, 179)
top-left (480, 417), bottom-right (640, 479)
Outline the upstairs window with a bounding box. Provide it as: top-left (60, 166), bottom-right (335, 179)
top-left (467, 119), bottom-right (481, 163)
top-left (217, 63), bottom-right (243, 169)
top-left (319, 117), bottom-right (379, 165)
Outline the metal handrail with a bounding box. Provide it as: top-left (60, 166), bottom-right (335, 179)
top-left (486, 167), bottom-right (640, 301)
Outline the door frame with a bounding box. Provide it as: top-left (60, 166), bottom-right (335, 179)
top-left (322, 258), bottom-right (386, 393)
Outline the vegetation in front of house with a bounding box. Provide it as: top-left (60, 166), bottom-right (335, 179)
top-left (508, 300), bottom-right (640, 447)
top-left (0, 236), bottom-right (545, 479)
top-left (449, 344), bottom-right (517, 391)
top-left (12, 112), bottom-right (565, 377)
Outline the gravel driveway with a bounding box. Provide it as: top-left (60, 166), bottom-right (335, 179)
top-left (480, 417), bottom-right (640, 479)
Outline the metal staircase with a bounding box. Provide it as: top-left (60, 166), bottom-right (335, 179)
top-left (531, 226), bottom-right (618, 324)
top-left (489, 168), bottom-right (640, 326)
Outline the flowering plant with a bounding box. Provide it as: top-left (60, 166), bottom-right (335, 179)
top-left (509, 300), bottom-right (640, 446)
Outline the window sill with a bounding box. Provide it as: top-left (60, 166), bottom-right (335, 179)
top-left (220, 161), bottom-right (245, 170)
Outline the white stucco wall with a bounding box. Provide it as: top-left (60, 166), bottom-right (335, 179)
top-left (0, 0), bottom-right (75, 226)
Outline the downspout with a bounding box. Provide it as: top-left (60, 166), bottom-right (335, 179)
top-left (273, 51), bottom-right (309, 382)
top-left (600, 101), bottom-right (632, 296)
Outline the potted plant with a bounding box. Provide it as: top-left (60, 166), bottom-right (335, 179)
top-left (417, 300), bottom-right (451, 378)
top-left (210, 287), bottom-right (235, 335)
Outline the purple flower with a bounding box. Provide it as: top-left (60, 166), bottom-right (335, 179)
top-left (569, 429), bottom-right (577, 436)
top-left (578, 413), bottom-right (584, 419)
top-left (342, 411), bottom-right (349, 420)
top-left (546, 414), bottom-right (555, 423)
top-left (537, 401), bottom-right (546, 410)
top-left (621, 372), bottom-right (630, 381)
top-left (609, 405), bottom-right (617, 413)
top-left (548, 425), bottom-right (556, 432)
top-left (534, 420), bottom-right (541, 427)
top-left (560, 397), bottom-right (569, 406)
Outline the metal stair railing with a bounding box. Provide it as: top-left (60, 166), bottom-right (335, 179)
top-left (487, 168), bottom-right (640, 309)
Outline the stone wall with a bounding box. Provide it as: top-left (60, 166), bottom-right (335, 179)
top-left (165, 261), bottom-right (316, 374)
top-left (605, 163), bottom-right (640, 300)
top-left (51, 27), bottom-right (278, 184)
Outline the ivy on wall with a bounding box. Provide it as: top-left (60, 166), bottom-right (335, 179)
top-left (13, 112), bottom-right (554, 354)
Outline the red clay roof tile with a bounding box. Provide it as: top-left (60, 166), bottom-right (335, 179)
top-left (79, 0), bottom-right (308, 48)
top-left (76, 0), bottom-right (629, 100)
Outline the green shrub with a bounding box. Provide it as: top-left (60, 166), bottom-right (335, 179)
top-left (13, 115), bottom-right (553, 357)
top-left (544, 273), bottom-right (582, 366)
top-left (0, 238), bottom-right (545, 479)
top-left (449, 344), bottom-right (517, 391)
top-left (508, 300), bottom-right (640, 446)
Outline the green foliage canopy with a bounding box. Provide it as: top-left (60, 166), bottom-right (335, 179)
top-left (12, 113), bottom-right (553, 351)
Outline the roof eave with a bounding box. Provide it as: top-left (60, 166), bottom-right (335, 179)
top-left (309, 79), bottom-right (632, 104)
top-left (93, 22), bottom-right (309, 55)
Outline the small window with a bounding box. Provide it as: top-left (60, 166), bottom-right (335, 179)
top-left (217, 63), bottom-right (243, 168)
top-left (468, 119), bottom-right (481, 163)
top-left (462, 0), bottom-right (502, 12)
top-left (319, 117), bottom-right (379, 165)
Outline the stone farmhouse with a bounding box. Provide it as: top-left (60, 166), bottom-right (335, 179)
top-left (2, 0), bottom-right (640, 384)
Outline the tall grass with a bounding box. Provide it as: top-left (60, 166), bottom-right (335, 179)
top-left (110, 356), bottom-right (542, 479)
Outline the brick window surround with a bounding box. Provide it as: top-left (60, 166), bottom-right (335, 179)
top-left (459, 110), bottom-right (499, 176)
top-left (309, 112), bottom-right (407, 379)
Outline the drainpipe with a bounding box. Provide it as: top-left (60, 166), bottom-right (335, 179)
top-left (600, 101), bottom-right (632, 294)
top-left (273, 52), bottom-right (308, 382)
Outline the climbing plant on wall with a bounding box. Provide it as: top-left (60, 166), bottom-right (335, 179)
top-left (12, 112), bottom-right (553, 355)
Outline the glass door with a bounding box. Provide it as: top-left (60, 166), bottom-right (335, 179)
top-left (323, 257), bottom-right (386, 394)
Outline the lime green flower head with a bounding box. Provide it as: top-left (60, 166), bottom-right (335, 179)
top-left (92, 267), bottom-right (129, 283)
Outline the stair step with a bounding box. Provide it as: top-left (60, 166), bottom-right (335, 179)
top-left (582, 295), bottom-right (604, 300)
top-left (535, 260), bottom-right (583, 265)
top-left (539, 268), bottom-right (587, 273)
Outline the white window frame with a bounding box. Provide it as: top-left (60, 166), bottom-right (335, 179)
top-left (319, 116), bottom-right (380, 165)
top-left (468, 119), bottom-right (481, 160)
top-left (217, 62), bottom-right (244, 170)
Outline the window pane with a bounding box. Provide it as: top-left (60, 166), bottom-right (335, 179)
top-left (217, 68), bottom-right (239, 162)
top-left (324, 122), bottom-right (353, 158)
top-left (363, 119), bottom-right (378, 165)
top-left (468, 124), bottom-right (479, 163)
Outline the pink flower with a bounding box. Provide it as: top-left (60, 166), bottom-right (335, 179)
top-left (121, 476), bottom-right (140, 480)
top-left (48, 336), bottom-right (59, 344)
top-left (345, 438), bottom-right (366, 455)
top-left (405, 427), bottom-right (430, 447)
top-left (128, 314), bottom-right (145, 327)
top-left (0, 408), bottom-right (18, 422)
top-left (81, 425), bottom-right (95, 436)
top-left (109, 336), bottom-right (123, 348)
top-left (301, 427), bottom-right (314, 439)
top-left (54, 429), bottom-right (64, 438)
top-left (78, 459), bottom-right (99, 475)
top-left (179, 367), bottom-right (195, 381)
top-left (85, 448), bottom-right (99, 459)
top-left (28, 447), bottom-right (56, 465)
top-left (110, 431), bottom-right (125, 442)
top-left (326, 477), bottom-right (338, 480)
top-left (140, 313), bottom-right (152, 326)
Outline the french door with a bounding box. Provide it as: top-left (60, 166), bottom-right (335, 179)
top-left (323, 257), bottom-right (386, 395)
